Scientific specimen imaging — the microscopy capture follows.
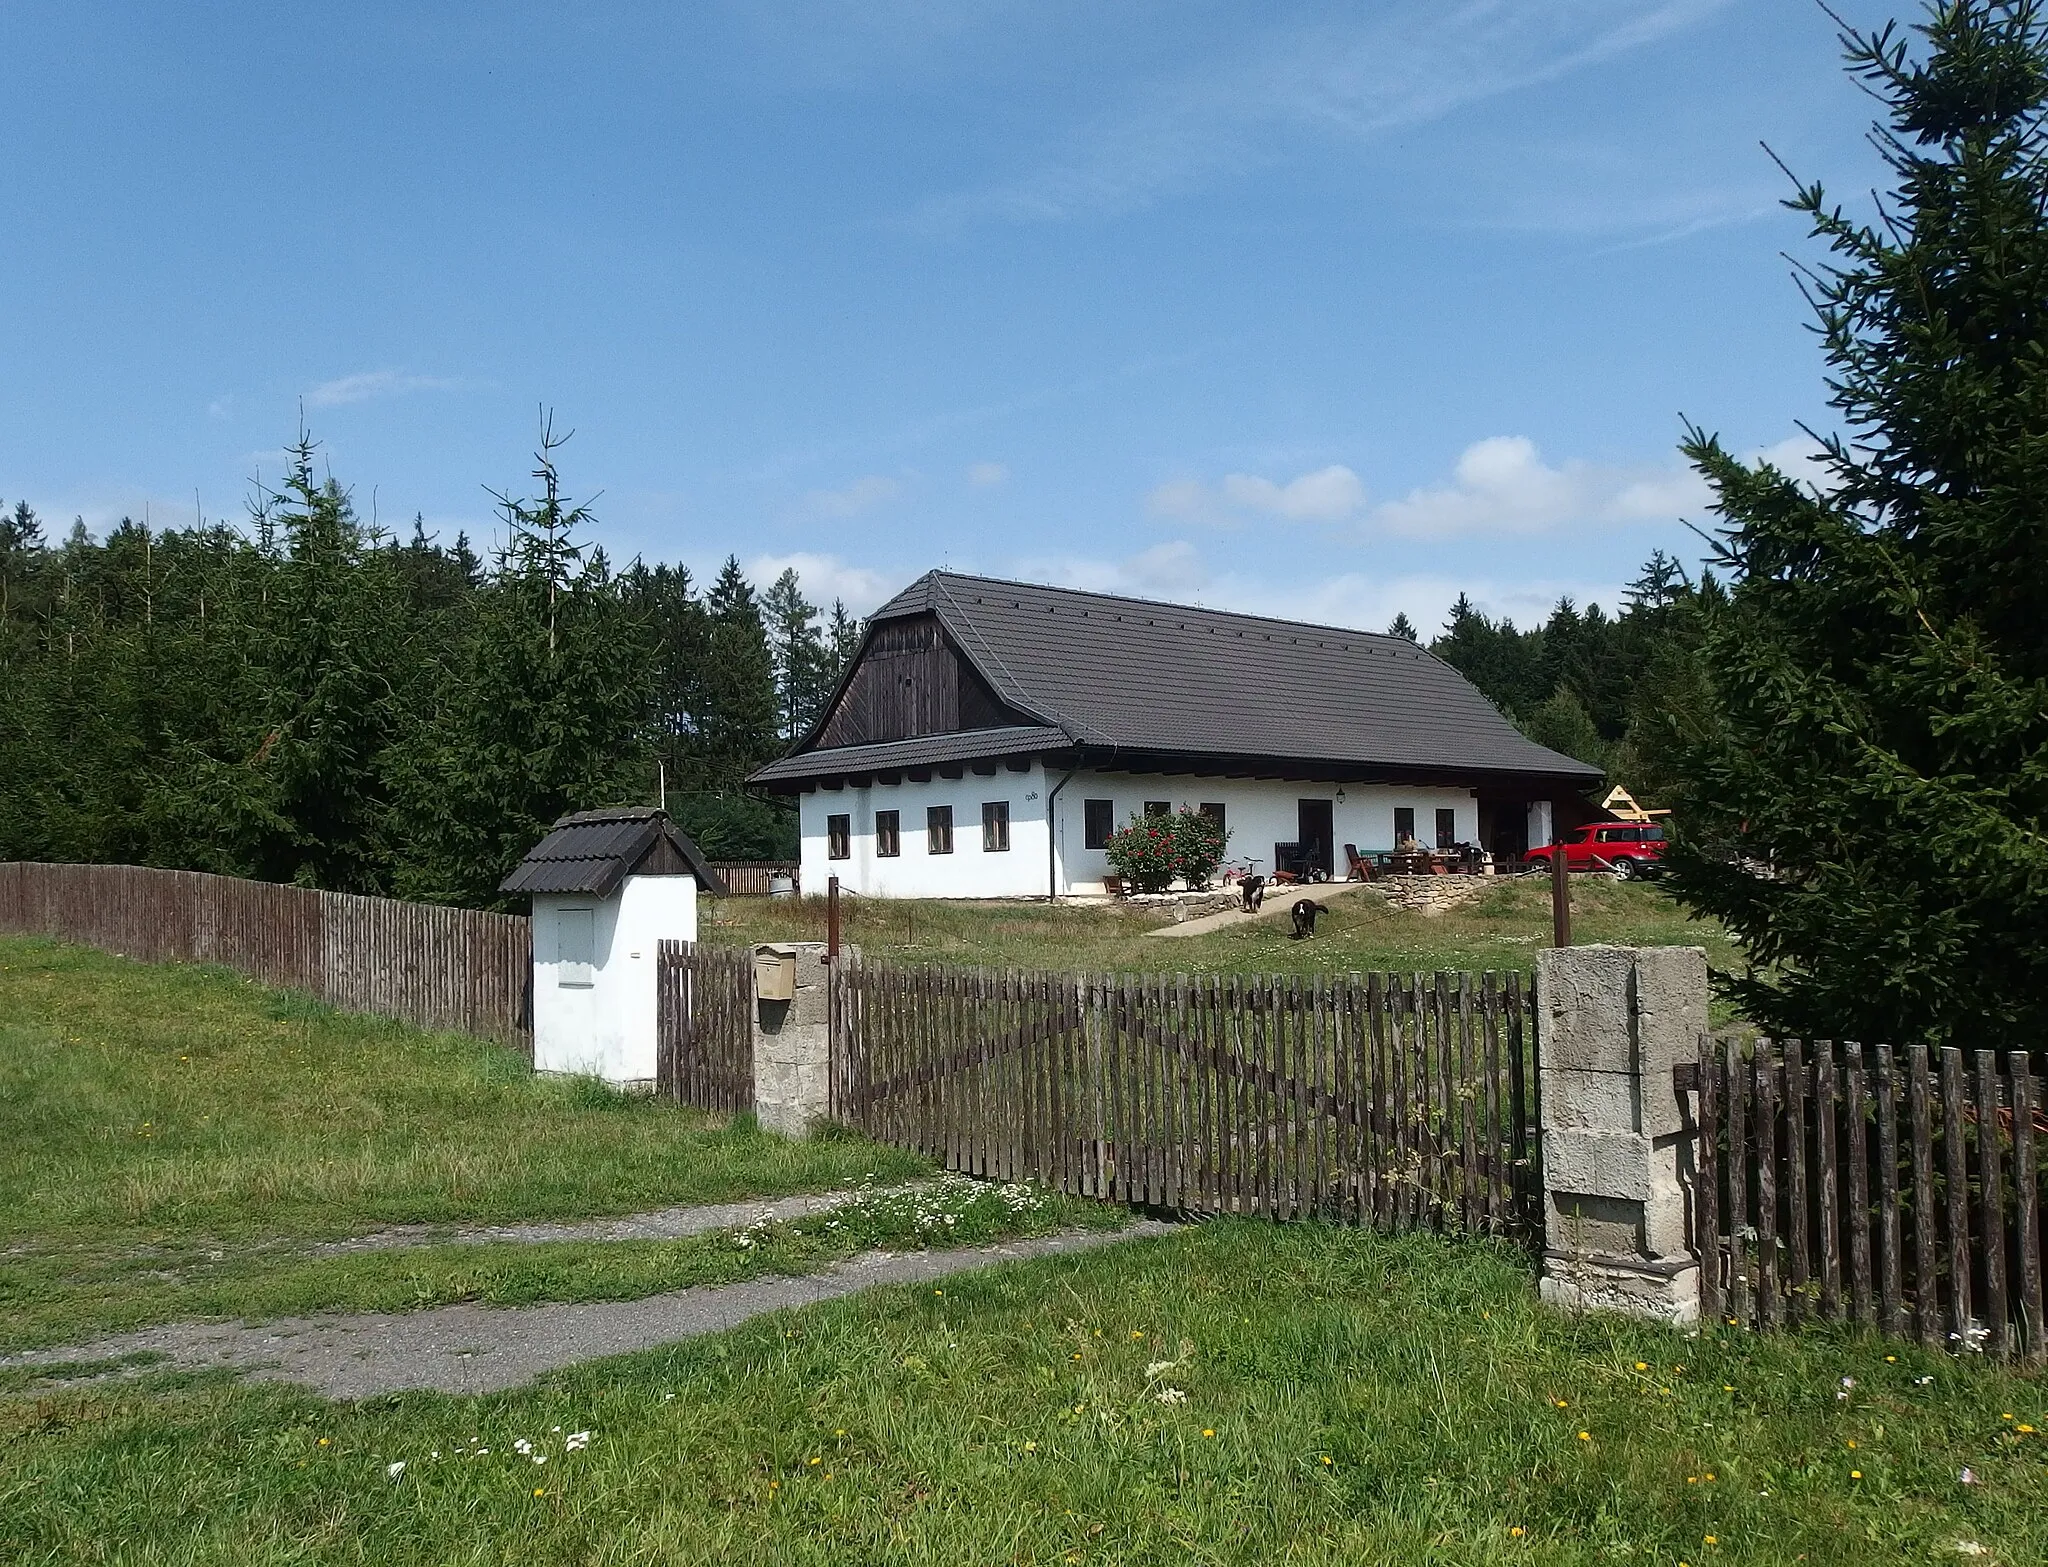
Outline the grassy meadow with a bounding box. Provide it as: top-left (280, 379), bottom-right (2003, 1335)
top-left (0, 937), bottom-right (939, 1352)
top-left (6, 1221), bottom-right (2044, 1566)
top-left (707, 874), bottom-right (1743, 982)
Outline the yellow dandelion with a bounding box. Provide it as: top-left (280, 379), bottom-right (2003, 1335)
top-left (1509, 1525), bottom-right (1525, 1537)
top-left (1705, 1536), bottom-right (1718, 1546)
top-left (1577, 1431), bottom-right (1591, 1442)
top-left (1635, 1362), bottom-right (1648, 1371)
top-left (533, 1487), bottom-right (546, 1497)
top-left (317, 1438), bottom-right (330, 1447)
top-left (808, 1457), bottom-right (821, 1466)
top-left (1850, 1469), bottom-right (1862, 1479)
top-left (1320, 1455), bottom-right (1333, 1466)
top-left (1847, 1439), bottom-right (1857, 1449)
top-left (1202, 1429), bottom-right (1215, 1439)
top-left (1131, 1331), bottom-right (1144, 1340)
top-left (2019, 1424), bottom-right (2036, 1434)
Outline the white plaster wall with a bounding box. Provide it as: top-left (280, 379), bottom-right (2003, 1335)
top-left (797, 763), bottom-right (1053, 898)
top-left (1049, 772), bottom-right (1479, 894)
top-left (531, 875), bottom-right (698, 1083)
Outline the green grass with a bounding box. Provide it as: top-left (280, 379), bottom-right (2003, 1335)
top-left (0, 936), bottom-right (926, 1245)
top-left (0, 1176), bottom-right (1116, 1355)
top-left (0, 936), bottom-right (939, 1349)
top-left (709, 877), bottom-right (1743, 983)
top-left (5, 1221), bottom-right (2042, 1566)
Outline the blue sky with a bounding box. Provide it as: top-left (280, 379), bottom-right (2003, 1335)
top-left (2, 1), bottom-right (1899, 633)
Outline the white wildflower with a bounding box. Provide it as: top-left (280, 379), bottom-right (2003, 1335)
top-left (1144, 1360), bottom-right (1180, 1379)
top-left (1155, 1388), bottom-right (1188, 1406)
top-left (386, 1461), bottom-right (406, 1480)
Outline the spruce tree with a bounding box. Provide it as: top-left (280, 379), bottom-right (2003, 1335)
top-left (1667, 0), bottom-right (2048, 1047)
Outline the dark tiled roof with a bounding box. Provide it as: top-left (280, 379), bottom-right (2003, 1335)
top-left (750, 725), bottom-right (1070, 784)
top-left (756, 572), bottom-right (1601, 787)
top-left (499, 807), bottom-right (725, 897)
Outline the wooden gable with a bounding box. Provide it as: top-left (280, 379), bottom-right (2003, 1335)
top-left (812, 613), bottom-right (1027, 749)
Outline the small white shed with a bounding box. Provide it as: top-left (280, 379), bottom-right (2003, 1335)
top-left (500, 807), bottom-right (726, 1084)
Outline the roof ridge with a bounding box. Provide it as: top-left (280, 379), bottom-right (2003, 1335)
top-left (891, 569), bottom-right (1427, 651)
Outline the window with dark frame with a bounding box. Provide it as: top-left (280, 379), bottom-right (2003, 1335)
top-left (1435, 808), bottom-right (1458, 849)
top-left (1083, 798), bottom-right (1114, 850)
top-left (1144, 800), bottom-right (1170, 818)
top-left (982, 800), bottom-right (1010, 852)
top-left (1199, 802), bottom-right (1226, 836)
top-left (927, 805), bottom-right (953, 855)
top-left (827, 814), bottom-right (851, 860)
top-left (875, 809), bottom-right (900, 857)
top-left (1393, 806), bottom-right (1416, 845)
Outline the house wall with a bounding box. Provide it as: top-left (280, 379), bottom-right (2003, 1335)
top-left (531, 875), bottom-right (697, 1083)
top-left (1050, 771), bottom-right (1479, 894)
top-left (796, 763), bottom-right (1487, 898)
top-left (798, 763), bottom-right (1052, 899)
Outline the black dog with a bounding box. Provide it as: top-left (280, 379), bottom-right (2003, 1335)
top-left (1289, 898), bottom-right (1324, 940)
top-left (1239, 874), bottom-right (1266, 913)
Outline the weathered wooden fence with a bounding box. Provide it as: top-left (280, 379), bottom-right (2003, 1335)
top-left (829, 959), bottom-right (1540, 1234)
top-left (708, 862), bottom-right (799, 897)
top-left (0, 861), bottom-right (531, 1047)
top-left (654, 941), bottom-right (754, 1113)
top-left (1681, 1039), bottom-right (2048, 1361)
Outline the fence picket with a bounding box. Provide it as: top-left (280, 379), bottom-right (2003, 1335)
top-left (1942, 1047), bottom-right (1973, 1349)
top-left (1977, 1050), bottom-right (2008, 1360)
top-left (1909, 1043), bottom-right (1941, 1348)
top-left (2012, 1054), bottom-right (2043, 1362)
top-left (1845, 1045), bottom-right (1873, 1325)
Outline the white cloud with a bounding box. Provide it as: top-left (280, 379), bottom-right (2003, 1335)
top-left (743, 551), bottom-right (895, 614)
top-left (1009, 538), bottom-right (1626, 638)
top-left (966, 461), bottom-right (1009, 487)
top-left (1148, 464), bottom-right (1366, 526)
top-left (922, 0), bottom-right (1729, 225)
top-left (1368, 435), bottom-right (1709, 539)
top-left (1024, 539), bottom-right (1212, 600)
top-left (797, 473), bottom-right (902, 520)
top-left (304, 369), bottom-right (464, 408)
top-left (1749, 434), bottom-right (1835, 494)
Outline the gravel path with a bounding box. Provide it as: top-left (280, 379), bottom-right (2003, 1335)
top-left (305, 1186), bottom-right (919, 1256)
top-left (3, 1222), bottom-right (1174, 1400)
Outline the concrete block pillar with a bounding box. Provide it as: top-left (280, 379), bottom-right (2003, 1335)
top-left (751, 942), bottom-right (833, 1139)
top-left (1537, 944), bottom-right (1708, 1324)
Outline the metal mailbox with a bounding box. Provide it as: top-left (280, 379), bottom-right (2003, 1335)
top-left (753, 946), bottom-right (797, 1002)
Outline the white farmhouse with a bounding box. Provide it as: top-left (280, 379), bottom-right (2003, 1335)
top-left (500, 808), bottom-right (724, 1082)
top-left (751, 572), bottom-right (1603, 898)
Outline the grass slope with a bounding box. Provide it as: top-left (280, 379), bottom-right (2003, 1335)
top-left (0, 937), bottom-right (931, 1350)
top-left (708, 876), bottom-right (1742, 982)
top-left (5, 1222), bottom-right (2042, 1566)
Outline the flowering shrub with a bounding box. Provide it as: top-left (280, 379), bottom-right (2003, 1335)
top-left (1105, 807), bottom-right (1228, 892)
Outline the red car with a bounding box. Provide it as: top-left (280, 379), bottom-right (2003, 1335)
top-left (1525, 822), bottom-right (1667, 880)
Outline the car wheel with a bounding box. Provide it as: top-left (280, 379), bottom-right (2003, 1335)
top-left (1612, 857), bottom-right (1636, 881)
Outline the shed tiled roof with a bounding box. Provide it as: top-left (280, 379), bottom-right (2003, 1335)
top-left (499, 808), bottom-right (725, 898)
top-left (756, 572), bottom-right (1601, 789)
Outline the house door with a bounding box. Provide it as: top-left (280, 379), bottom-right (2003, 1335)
top-left (1297, 799), bottom-right (1334, 878)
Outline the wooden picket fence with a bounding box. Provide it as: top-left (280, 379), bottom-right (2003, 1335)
top-left (654, 941), bottom-right (754, 1113)
top-left (828, 958), bottom-right (1541, 1233)
top-left (1680, 1039), bottom-right (2048, 1361)
top-left (707, 862), bottom-right (800, 897)
top-left (0, 861), bottom-right (531, 1046)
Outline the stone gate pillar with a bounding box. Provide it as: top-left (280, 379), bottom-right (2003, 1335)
top-left (1536, 944), bottom-right (1709, 1324)
top-left (750, 941), bottom-right (833, 1139)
